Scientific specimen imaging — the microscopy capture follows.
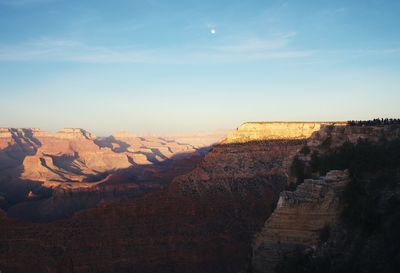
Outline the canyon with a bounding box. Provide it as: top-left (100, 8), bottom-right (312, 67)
top-left (0, 121), bottom-right (398, 273)
top-left (0, 128), bottom-right (227, 221)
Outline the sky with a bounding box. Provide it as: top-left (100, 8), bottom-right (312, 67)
top-left (0, 0), bottom-right (399, 135)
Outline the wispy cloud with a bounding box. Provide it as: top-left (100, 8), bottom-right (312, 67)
top-left (320, 7), bottom-right (347, 17)
top-left (0, 0), bottom-right (59, 7)
top-left (352, 48), bottom-right (400, 56)
top-left (212, 32), bottom-right (297, 53)
top-left (0, 34), bottom-right (312, 64)
top-left (0, 37), bottom-right (154, 63)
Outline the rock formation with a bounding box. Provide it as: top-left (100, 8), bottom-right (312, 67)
top-left (0, 128), bottom-right (39, 169)
top-left (96, 132), bottom-right (202, 164)
top-left (224, 122), bottom-right (346, 144)
top-left (252, 170), bottom-right (349, 273)
top-left (307, 123), bottom-right (400, 149)
top-left (0, 122), bottom-right (336, 273)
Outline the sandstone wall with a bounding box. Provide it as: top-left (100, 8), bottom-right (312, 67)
top-left (223, 122), bottom-right (346, 144)
top-left (252, 170), bottom-right (349, 273)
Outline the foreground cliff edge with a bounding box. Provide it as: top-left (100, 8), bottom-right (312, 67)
top-left (252, 121), bottom-right (400, 273)
top-left (1, 121), bottom-right (399, 273)
top-left (252, 170), bottom-right (350, 273)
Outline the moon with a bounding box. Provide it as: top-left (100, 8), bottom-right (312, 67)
top-left (210, 29), bottom-right (216, 34)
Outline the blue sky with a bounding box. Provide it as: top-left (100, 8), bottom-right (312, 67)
top-left (0, 0), bottom-right (399, 135)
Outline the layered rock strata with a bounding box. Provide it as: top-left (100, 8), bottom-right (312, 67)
top-left (0, 128), bottom-right (39, 169)
top-left (252, 170), bottom-right (349, 273)
top-left (224, 122), bottom-right (346, 144)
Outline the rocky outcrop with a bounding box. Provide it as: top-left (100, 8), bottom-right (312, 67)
top-left (252, 170), bottom-right (349, 273)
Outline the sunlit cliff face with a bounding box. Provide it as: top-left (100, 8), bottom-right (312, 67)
top-left (222, 122), bottom-right (347, 144)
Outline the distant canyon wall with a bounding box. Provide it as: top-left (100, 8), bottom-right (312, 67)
top-left (0, 127), bottom-right (223, 221)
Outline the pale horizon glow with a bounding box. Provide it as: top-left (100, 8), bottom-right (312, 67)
top-left (0, 0), bottom-right (399, 135)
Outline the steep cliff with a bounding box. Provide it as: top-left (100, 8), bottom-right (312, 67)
top-left (223, 122), bottom-right (346, 144)
top-left (252, 170), bottom-right (349, 273)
